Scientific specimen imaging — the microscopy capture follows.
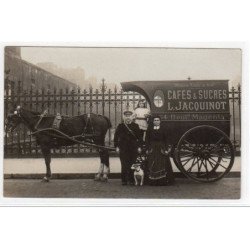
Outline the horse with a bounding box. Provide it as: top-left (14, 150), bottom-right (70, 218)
top-left (5, 105), bottom-right (112, 182)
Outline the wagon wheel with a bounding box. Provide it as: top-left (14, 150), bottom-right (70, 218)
top-left (173, 148), bottom-right (223, 173)
top-left (175, 125), bottom-right (235, 183)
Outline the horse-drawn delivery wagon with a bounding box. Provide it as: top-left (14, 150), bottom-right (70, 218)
top-left (121, 80), bottom-right (235, 183)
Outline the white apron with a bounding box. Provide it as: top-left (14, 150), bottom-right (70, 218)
top-left (134, 107), bottom-right (150, 130)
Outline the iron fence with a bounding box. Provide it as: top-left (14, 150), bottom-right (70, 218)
top-left (4, 80), bottom-right (241, 158)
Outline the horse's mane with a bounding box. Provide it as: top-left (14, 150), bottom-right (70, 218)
top-left (22, 108), bottom-right (44, 116)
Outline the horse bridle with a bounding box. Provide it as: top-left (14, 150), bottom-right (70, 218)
top-left (14, 106), bottom-right (31, 129)
top-left (5, 109), bottom-right (20, 132)
top-left (12, 106), bottom-right (40, 132)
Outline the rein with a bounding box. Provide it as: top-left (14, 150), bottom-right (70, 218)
top-left (34, 110), bottom-right (48, 130)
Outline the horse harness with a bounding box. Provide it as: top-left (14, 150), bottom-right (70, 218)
top-left (52, 113), bottom-right (62, 129)
top-left (83, 113), bottom-right (95, 138)
top-left (124, 122), bottom-right (139, 142)
top-left (34, 110), bottom-right (49, 130)
top-left (12, 107), bottom-right (115, 151)
top-left (34, 110), bottom-right (96, 138)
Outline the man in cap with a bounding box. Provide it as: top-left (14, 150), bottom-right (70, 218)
top-left (114, 110), bottom-right (143, 185)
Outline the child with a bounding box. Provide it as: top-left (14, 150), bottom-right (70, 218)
top-left (134, 100), bottom-right (150, 141)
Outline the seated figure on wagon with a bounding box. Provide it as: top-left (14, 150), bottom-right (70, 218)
top-left (133, 100), bottom-right (151, 141)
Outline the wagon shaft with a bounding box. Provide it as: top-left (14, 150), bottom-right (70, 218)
top-left (31, 128), bottom-right (116, 151)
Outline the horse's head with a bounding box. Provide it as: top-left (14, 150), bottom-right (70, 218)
top-left (5, 105), bottom-right (22, 133)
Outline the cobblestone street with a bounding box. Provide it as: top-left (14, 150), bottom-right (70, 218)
top-left (4, 178), bottom-right (240, 199)
top-left (3, 157), bottom-right (241, 200)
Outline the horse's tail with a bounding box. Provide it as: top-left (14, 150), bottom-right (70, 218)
top-left (103, 116), bottom-right (112, 129)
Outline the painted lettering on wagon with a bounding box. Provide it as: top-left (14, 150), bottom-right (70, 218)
top-left (167, 101), bottom-right (227, 111)
top-left (159, 113), bottom-right (229, 121)
top-left (166, 89), bottom-right (228, 112)
top-left (167, 89), bottom-right (227, 100)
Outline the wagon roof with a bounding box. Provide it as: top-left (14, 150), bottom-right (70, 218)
top-left (121, 80), bottom-right (229, 92)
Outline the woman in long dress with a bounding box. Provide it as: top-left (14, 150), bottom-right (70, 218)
top-left (146, 115), bottom-right (175, 185)
top-left (134, 100), bottom-right (150, 141)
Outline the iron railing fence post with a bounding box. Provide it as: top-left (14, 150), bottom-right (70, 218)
top-left (114, 85), bottom-right (118, 129)
top-left (59, 88), bottom-right (63, 155)
top-left (120, 88), bottom-right (123, 123)
top-left (4, 77), bottom-right (9, 156)
top-left (77, 86), bottom-right (81, 154)
top-left (29, 85), bottom-right (33, 155)
top-left (108, 88), bottom-right (112, 146)
top-left (232, 86), bottom-right (236, 149)
top-left (238, 84), bottom-right (241, 148)
top-left (89, 85), bottom-right (93, 153)
top-left (52, 87), bottom-right (57, 155)
top-left (65, 86), bottom-right (69, 154)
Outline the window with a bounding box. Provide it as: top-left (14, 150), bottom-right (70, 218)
top-left (153, 90), bottom-right (164, 107)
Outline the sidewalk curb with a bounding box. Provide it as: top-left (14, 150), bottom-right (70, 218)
top-left (4, 172), bottom-right (241, 179)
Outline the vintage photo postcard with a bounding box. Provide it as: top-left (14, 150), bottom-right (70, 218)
top-left (2, 46), bottom-right (241, 203)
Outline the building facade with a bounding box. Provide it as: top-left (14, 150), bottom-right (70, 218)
top-left (5, 47), bottom-right (77, 92)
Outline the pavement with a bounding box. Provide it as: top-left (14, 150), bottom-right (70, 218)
top-left (3, 156), bottom-right (241, 175)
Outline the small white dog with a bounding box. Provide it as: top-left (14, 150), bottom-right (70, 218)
top-left (131, 163), bottom-right (144, 186)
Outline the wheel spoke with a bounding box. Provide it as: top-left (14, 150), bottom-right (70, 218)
top-left (202, 160), bottom-right (209, 180)
top-left (207, 160), bottom-right (219, 177)
top-left (197, 159), bottom-right (204, 176)
top-left (198, 143), bottom-right (206, 150)
top-left (209, 153), bottom-right (221, 157)
top-left (181, 144), bottom-right (195, 152)
top-left (208, 137), bottom-right (225, 151)
top-left (209, 157), bottom-right (227, 170)
top-left (180, 156), bottom-right (193, 163)
top-left (179, 152), bottom-right (193, 158)
top-left (187, 157), bottom-right (198, 172)
top-left (176, 126), bottom-right (234, 182)
top-left (210, 154), bottom-right (231, 159)
top-left (210, 147), bottom-right (229, 154)
top-left (204, 159), bottom-right (211, 171)
top-left (183, 139), bottom-right (195, 146)
top-left (181, 156), bottom-right (194, 167)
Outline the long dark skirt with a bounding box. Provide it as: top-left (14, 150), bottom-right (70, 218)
top-left (147, 141), bottom-right (175, 186)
